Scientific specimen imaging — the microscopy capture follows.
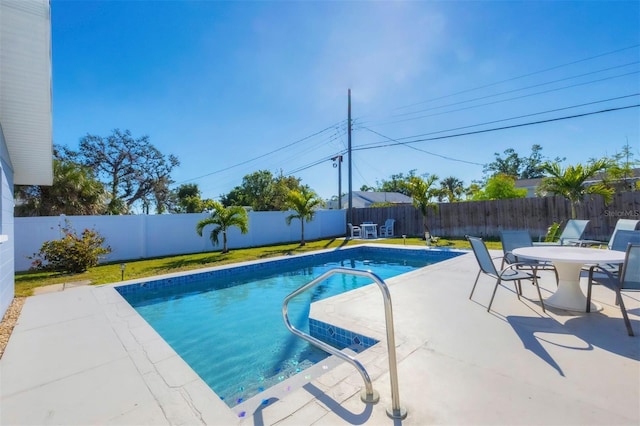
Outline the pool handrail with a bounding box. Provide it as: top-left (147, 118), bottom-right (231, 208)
top-left (282, 267), bottom-right (407, 420)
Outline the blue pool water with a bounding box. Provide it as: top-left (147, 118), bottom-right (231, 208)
top-left (117, 247), bottom-right (461, 407)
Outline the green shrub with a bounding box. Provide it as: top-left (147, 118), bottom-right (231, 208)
top-left (544, 222), bottom-right (561, 242)
top-left (29, 221), bottom-right (111, 273)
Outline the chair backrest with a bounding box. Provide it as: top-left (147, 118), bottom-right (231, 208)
top-left (500, 230), bottom-right (533, 264)
top-left (609, 230), bottom-right (640, 252)
top-left (467, 236), bottom-right (498, 276)
top-left (620, 244), bottom-right (640, 290)
top-left (608, 219), bottom-right (640, 250)
top-left (559, 219), bottom-right (590, 241)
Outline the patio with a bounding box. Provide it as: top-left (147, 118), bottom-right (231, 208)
top-left (1, 245), bottom-right (638, 425)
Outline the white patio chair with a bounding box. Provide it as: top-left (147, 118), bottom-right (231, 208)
top-left (347, 223), bottom-right (361, 239)
top-left (379, 219), bottom-right (395, 237)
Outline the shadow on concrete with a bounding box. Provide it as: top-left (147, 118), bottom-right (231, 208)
top-left (248, 397), bottom-right (279, 426)
top-left (507, 315), bottom-right (592, 377)
top-left (302, 383), bottom-right (373, 425)
top-left (563, 315), bottom-right (639, 360)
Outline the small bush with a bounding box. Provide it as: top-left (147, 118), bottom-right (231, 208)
top-left (544, 222), bottom-right (561, 242)
top-left (29, 221), bottom-right (111, 273)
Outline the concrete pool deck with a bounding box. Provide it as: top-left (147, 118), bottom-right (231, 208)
top-left (1, 245), bottom-right (639, 425)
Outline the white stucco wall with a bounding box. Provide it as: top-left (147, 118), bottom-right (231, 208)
top-left (0, 127), bottom-right (15, 317)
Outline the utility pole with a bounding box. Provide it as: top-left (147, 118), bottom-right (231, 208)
top-left (347, 89), bottom-right (353, 225)
top-left (332, 155), bottom-right (343, 209)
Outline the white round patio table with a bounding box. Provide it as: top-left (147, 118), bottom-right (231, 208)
top-left (512, 246), bottom-right (625, 312)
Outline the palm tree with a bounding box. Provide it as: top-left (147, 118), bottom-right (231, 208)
top-left (285, 187), bottom-right (324, 246)
top-left (439, 176), bottom-right (464, 202)
top-left (402, 175), bottom-right (439, 238)
top-left (196, 202), bottom-right (248, 253)
top-left (537, 159), bottom-right (614, 219)
top-left (15, 158), bottom-right (107, 216)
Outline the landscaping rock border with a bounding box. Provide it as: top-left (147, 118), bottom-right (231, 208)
top-left (0, 297), bottom-right (25, 359)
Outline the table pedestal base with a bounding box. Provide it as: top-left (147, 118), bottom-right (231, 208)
top-left (544, 262), bottom-right (602, 312)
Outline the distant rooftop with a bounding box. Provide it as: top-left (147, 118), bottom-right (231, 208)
top-left (347, 191), bottom-right (413, 209)
top-left (515, 168), bottom-right (640, 197)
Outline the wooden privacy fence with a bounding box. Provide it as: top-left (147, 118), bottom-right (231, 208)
top-left (350, 192), bottom-right (640, 241)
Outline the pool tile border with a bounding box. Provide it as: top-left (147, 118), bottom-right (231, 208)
top-left (309, 318), bottom-right (379, 350)
top-left (114, 245), bottom-right (463, 297)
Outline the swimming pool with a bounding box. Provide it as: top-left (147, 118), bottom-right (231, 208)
top-left (116, 246), bottom-right (462, 408)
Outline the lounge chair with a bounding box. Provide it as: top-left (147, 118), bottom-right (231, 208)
top-left (534, 219), bottom-right (590, 246)
top-left (607, 219), bottom-right (640, 250)
top-left (467, 236), bottom-right (545, 313)
top-left (609, 229), bottom-right (640, 252)
top-left (586, 243), bottom-right (640, 336)
top-left (379, 219), bottom-right (395, 237)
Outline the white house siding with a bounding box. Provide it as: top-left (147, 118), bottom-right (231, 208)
top-left (0, 127), bottom-right (15, 316)
top-left (0, 0), bottom-right (53, 318)
top-left (0, 0), bottom-right (53, 186)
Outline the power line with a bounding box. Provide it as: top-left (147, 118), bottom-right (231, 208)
top-left (357, 93), bottom-right (640, 144)
top-left (361, 127), bottom-right (484, 166)
top-left (260, 128), bottom-right (345, 172)
top-left (176, 120), bottom-right (346, 184)
top-left (187, 128), bottom-right (344, 194)
top-left (354, 104), bottom-right (640, 152)
top-left (385, 61), bottom-right (639, 120)
top-left (266, 103), bottom-right (638, 178)
top-left (359, 70), bottom-right (639, 127)
top-left (284, 151), bottom-right (347, 176)
top-left (391, 44), bottom-right (640, 111)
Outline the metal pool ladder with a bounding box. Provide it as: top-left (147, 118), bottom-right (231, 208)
top-left (282, 267), bottom-right (407, 420)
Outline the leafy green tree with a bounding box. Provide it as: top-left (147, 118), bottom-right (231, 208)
top-left (376, 170), bottom-right (417, 196)
top-left (272, 174), bottom-right (305, 210)
top-left (483, 145), bottom-right (562, 180)
top-left (196, 202), bottom-right (249, 253)
top-left (599, 142), bottom-right (639, 192)
top-left (472, 174), bottom-right (527, 200)
top-left (219, 185), bottom-right (246, 208)
top-left (236, 170), bottom-right (274, 211)
top-left (402, 174), bottom-right (439, 238)
top-left (69, 129), bottom-right (179, 214)
top-left (536, 159), bottom-right (614, 219)
top-left (438, 176), bottom-right (465, 202)
top-left (175, 183), bottom-right (216, 213)
top-left (285, 187), bottom-right (324, 246)
top-left (15, 154), bottom-right (107, 217)
top-left (220, 170), bottom-right (304, 211)
top-left (464, 182), bottom-right (483, 200)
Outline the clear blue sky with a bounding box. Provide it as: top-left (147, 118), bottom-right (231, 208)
top-left (51, 0), bottom-right (640, 202)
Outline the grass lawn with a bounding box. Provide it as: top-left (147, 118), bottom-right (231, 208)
top-left (14, 236), bottom-right (502, 297)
